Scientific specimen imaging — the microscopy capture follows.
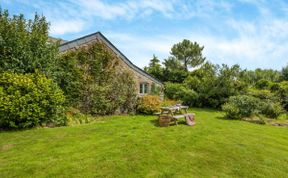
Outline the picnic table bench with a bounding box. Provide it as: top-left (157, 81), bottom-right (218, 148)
top-left (157, 105), bottom-right (192, 126)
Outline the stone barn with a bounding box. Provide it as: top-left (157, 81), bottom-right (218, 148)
top-left (57, 32), bottom-right (163, 98)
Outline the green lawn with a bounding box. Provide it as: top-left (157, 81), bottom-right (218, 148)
top-left (1, 108), bottom-right (288, 178)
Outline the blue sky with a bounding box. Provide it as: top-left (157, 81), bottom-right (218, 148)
top-left (2, 0), bottom-right (288, 70)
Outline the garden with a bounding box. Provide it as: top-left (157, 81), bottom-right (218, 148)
top-left (0, 9), bottom-right (288, 178)
top-left (1, 108), bottom-right (288, 178)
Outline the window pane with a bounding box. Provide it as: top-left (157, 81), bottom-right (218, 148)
top-left (139, 84), bottom-right (143, 93)
top-left (144, 84), bottom-right (148, 93)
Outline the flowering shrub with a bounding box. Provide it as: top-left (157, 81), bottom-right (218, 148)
top-left (136, 95), bottom-right (162, 114)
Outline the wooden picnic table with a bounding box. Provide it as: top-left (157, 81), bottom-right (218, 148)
top-left (159, 105), bottom-right (189, 125)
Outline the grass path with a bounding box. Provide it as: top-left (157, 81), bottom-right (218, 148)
top-left (1, 108), bottom-right (288, 177)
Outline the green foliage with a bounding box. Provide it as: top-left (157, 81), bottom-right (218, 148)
top-left (281, 64), bottom-right (288, 81)
top-left (274, 81), bottom-right (288, 110)
top-left (150, 82), bottom-right (161, 95)
top-left (0, 72), bottom-right (65, 129)
top-left (247, 82), bottom-right (288, 113)
top-left (164, 82), bottom-right (198, 106)
top-left (261, 102), bottom-right (284, 118)
top-left (255, 79), bottom-right (272, 89)
top-left (240, 68), bottom-right (281, 86)
top-left (136, 95), bottom-right (162, 114)
top-left (161, 99), bottom-right (179, 107)
top-left (144, 55), bottom-right (163, 81)
top-left (247, 88), bottom-right (278, 101)
top-left (0, 9), bottom-right (58, 75)
top-left (162, 62), bottom-right (245, 108)
top-left (66, 107), bottom-right (94, 126)
top-left (161, 57), bottom-right (188, 83)
top-left (171, 39), bottom-right (205, 71)
top-left (184, 63), bottom-right (245, 108)
top-left (222, 94), bottom-right (285, 120)
top-left (222, 95), bottom-right (260, 119)
top-left (56, 42), bottom-right (137, 115)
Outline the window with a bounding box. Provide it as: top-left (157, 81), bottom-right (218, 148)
top-left (139, 83), bottom-right (148, 94)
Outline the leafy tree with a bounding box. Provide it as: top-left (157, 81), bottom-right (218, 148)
top-left (275, 81), bottom-right (288, 111)
top-left (161, 57), bottom-right (188, 83)
top-left (162, 57), bottom-right (183, 71)
top-left (171, 39), bottom-right (205, 71)
top-left (0, 9), bottom-right (58, 75)
top-left (144, 54), bottom-right (163, 80)
top-left (281, 64), bottom-right (288, 81)
top-left (164, 82), bottom-right (198, 106)
top-left (240, 68), bottom-right (281, 85)
top-left (184, 63), bottom-right (246, 108)
top-left (255, 79), bottom-right (272, 89)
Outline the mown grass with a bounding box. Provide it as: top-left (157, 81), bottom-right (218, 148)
top-left (1, 108), bottom-right (288, 178)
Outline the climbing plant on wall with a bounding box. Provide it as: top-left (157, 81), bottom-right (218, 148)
top-left (56, 42), bottom-right (137, 115)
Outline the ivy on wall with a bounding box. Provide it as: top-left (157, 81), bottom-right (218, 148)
top-left (56, 42), bottom-right (137, 115)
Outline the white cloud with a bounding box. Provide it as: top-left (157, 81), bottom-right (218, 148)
top-left (7, 0), bottom-right (288, 69)
top-left (106, 22), bottom-right (288, 70)
top-left (50, 20), bottom-right (86, 35)
top-left (10, 0), bottom-right (236, 36)
top-left (75, 0), bottom-right (127, 20)
top-left (73, 0), bottom-right (178, 20)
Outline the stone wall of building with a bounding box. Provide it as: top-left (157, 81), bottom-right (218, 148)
top-left (59, 33), bottom-right (163, 97)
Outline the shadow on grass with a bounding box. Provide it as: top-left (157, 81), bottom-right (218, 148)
top-left (149, 118), bottom-right (188, 127)
top-left (216, 115), bottom-right (267, 125)
top-left (215, 116), bottom-right (243, 123)
top-left (216, 116), bottom-right (229, 120)
top-left (191, 107), bottom-right (219, 113)
top-left (150, 119), bottom-right (160, 127)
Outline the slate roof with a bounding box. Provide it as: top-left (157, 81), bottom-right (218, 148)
top-left (59, 32), bottom-right (162, 85)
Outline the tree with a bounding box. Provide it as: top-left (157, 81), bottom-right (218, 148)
top-left (148, 54), bottom-right (161, 69)
top-left (0, 9), bottom-right (58, 76)
top-left (171, 39), bottom-right (205, 71)
top-left (240, 68), bottom-right (281, 85)
top-left (144, 54), bottom-right (163, 80)
top-left (162, 57), bottom-right (183, 71)
top-left (281, 64), bottom-right (288, 81)
top-left (184, 62), bottom-right (246, 108)
top-left (162, 57), bottom-right (188, 83)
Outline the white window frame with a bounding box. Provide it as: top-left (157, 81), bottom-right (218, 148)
top-left (139, 83), bottom-right (148, 94)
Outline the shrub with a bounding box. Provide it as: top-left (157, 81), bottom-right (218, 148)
top-left (255, 79), bottom-right (271, 89)
top-left (164, 82), bottom-right (198, 106)
top-left (222, 95), bottom-right (260, 119)
top-left (247, 88), bottom-right (278, 101)
top-left (136, 95), bottom-right (162, 115)
top-left (0, 72), bottom-right (66, 129)
top-left (222, 95), bottom-right (285, 120)
top-left (260, 102), bottom-right (284, 118)
top-left (270, 82), bottom-right (280, 91)
top-left (151, 83), bottom-right (161, 95)
top-left (275, 81), bottom-right (288, 111)
top-left (161, 99), bottom-right (180, 107)
top-left (0, 9), bottom-right (58, 76)
top-left (66, 107), bottom-right (94, 126)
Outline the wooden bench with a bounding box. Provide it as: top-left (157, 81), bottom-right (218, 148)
top-left (154, 111), bottom-right (169, 116)
top-left (172, 115), bottom-right (185, 119)
top-left (172, 113), bottom-right (195, 125)
top-left (158, 106), bottom-right (191, 126)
